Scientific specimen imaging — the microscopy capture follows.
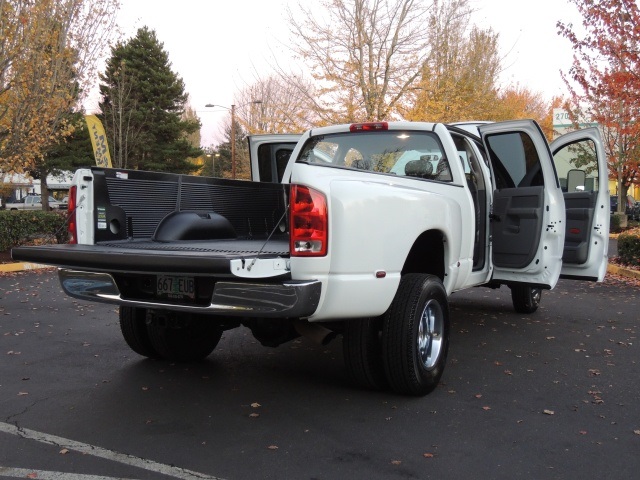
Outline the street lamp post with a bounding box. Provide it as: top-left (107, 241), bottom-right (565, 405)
top-left (205, 101), bottom-right (261, 179)
top-left (206, 152), bottom-right (221, 176)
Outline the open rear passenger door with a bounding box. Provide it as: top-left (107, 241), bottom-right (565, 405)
top-left (550, 128), bottom-right (609, 281)
top-left (248, 134), bottom-right (301, 183)
top-left (479, 120), bottom-right (566, 289)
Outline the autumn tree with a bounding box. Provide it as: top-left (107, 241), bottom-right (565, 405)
top-left (406, 0), bottom-right (501, 122)
top-left (235, 75), bottom-right (313, 134)
top-left (100, 59), bottom-right (142, 169)
top-left (558, 0), bottom-right (640, 212)
top-left (99, 27), bottom-right (202, 173)
top-left (285, 0), bottom-right (433, 124)
top-left (490, 85), bottom-right (559, 140)
top-left (0, 0), bottom-right (119, 208)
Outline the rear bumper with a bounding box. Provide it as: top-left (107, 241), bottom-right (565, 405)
top-left (59, 269), bottom-right (321, 318)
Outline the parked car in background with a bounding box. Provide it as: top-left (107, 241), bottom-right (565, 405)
top-left (610, 195), bottom-right (639, 219)
top-left (58, 196), bottom-right (69, 210)
top-left (2, 195), bottom-right (63, 211)
top-left (631, 200), bottom-right (640, 221)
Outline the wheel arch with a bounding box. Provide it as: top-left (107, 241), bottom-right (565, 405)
top-left (401, 229), bottom-right (446, 282)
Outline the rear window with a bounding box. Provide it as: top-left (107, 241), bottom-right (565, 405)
top-left (297, 131), bottom-right (452, 182)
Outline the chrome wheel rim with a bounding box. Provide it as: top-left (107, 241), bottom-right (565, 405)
top-left (417, 299), bottom-right (443, 369)
top-left (531, 288), bottom-right (542, 306)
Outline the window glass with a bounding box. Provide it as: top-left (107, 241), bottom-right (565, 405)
top-left (258, 144), bottom-right (293, 183)
top-left (485, 132), bottom-right (544, 188)
top-left (257, 144), bottom-right (272, 182)
top-left (275, 148), bottom-right (292, 182)
top-left (553, 139), bottom-right (599, 192)
top-left (297, 131), bottom-right (452, 181)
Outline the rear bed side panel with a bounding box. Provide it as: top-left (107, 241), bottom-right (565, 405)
top-left (289, 166), bottom-right (472, 321)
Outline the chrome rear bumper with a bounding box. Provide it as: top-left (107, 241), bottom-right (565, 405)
top-left (59, 269), bottom-right (321, 318)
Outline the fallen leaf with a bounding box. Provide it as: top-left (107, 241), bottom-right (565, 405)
top-left (423, 453), bottom-right (435, 458)
top-left (579, 431), bottom-right (587, 435)
top-left (249, 413), bottom-right (260, 418)
top-left (482, 406), bottom-right (491, 411)
top-left (17, 392), bottom-right (28, 396)
top-left (391, 460), bottom-right (402, 465)
top-left (474, 394), bottom-right (482, 399)
top-left (26, 473), bottom-right (37, 479)
top-left (267, 445), bottom-right (278, 450)
top-left (60, 448), bottom-right (69, 455)
top-left (634, 430), bottom-right (640, 435)
top-left (543, 409), bottom-right (555, 415)
top-left (251, 402), bottom-right (261, 408)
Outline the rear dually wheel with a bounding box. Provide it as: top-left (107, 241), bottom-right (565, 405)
top-left (382, 274), bottom-right (450, 396)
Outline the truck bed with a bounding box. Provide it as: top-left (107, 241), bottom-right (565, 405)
top-left (12, 167), bottom-right (291, 276)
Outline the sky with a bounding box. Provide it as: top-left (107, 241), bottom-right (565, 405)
top-left (100, 0), bottom-right (584, 147)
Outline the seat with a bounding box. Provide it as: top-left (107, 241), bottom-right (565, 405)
top-left (404, 158), bottom-right (433, 178)
top-left (351, 159), bottom-right (373, 170)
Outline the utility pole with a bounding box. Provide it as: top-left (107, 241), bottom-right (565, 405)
top-left (205, 100), bottom-right (261, 180)
top-left (231, 104), bottom-right (236, 179)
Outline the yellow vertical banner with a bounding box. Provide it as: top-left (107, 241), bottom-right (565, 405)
top-left (85, 115), bottom-right (113, 168)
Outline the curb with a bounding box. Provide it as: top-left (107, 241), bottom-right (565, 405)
top-left (606, 263), bottom-right (640, 281)
top-left (0, 262), bottom-right (51, 273)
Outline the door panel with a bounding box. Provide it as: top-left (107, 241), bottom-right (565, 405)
top-left (562, 191), bottom-right (596, 264)
top-left (492, 186), bottom-right (544, 268)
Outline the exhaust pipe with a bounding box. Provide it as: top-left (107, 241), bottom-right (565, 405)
top-left (294, 320), bottom-right (337, 346)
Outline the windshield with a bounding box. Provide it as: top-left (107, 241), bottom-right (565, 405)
top-left (297, 131), bottom-right (452, 182)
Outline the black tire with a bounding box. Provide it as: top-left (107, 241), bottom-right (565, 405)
top-left (343, 317), bottom-right (387, 390)
top-left (147, 311), bottom-right (222, 362)
top-left (119, 307), bottom-right (158, 358)
top-left (382, 274), bottom-right (450, 396)
top-left (510, 285), bottom-right (542, 314)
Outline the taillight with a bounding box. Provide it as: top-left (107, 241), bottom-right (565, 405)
top-left (349, 122), bottom-right (388, 132)
top-left (68, 185), bottom-right (77, 244)
top-left (290, 185), bottom-right (327, 257)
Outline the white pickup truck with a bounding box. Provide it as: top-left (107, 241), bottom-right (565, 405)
top-left (13, 120), bottom-right (610, 396)
top-left (3, 194), bottom-right (64, 210)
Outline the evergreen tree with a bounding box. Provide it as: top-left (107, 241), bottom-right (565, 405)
top-left (43, 114), bottom-right (95, 172)
top-left (98, 27), bottom-right (202, 173)
top-left (28, 113), bottom-right (95, 208)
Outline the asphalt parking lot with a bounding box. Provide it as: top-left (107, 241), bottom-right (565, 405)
top-left (0, 269), bottom-right (638, 479)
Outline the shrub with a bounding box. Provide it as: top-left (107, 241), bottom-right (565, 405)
top-left (617, 227), bottom-right (640, 268)
top-left (0, 210), bottom-right (68, 252)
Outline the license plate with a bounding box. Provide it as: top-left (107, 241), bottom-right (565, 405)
top-left (157, 275), bottom-right (195, 299)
